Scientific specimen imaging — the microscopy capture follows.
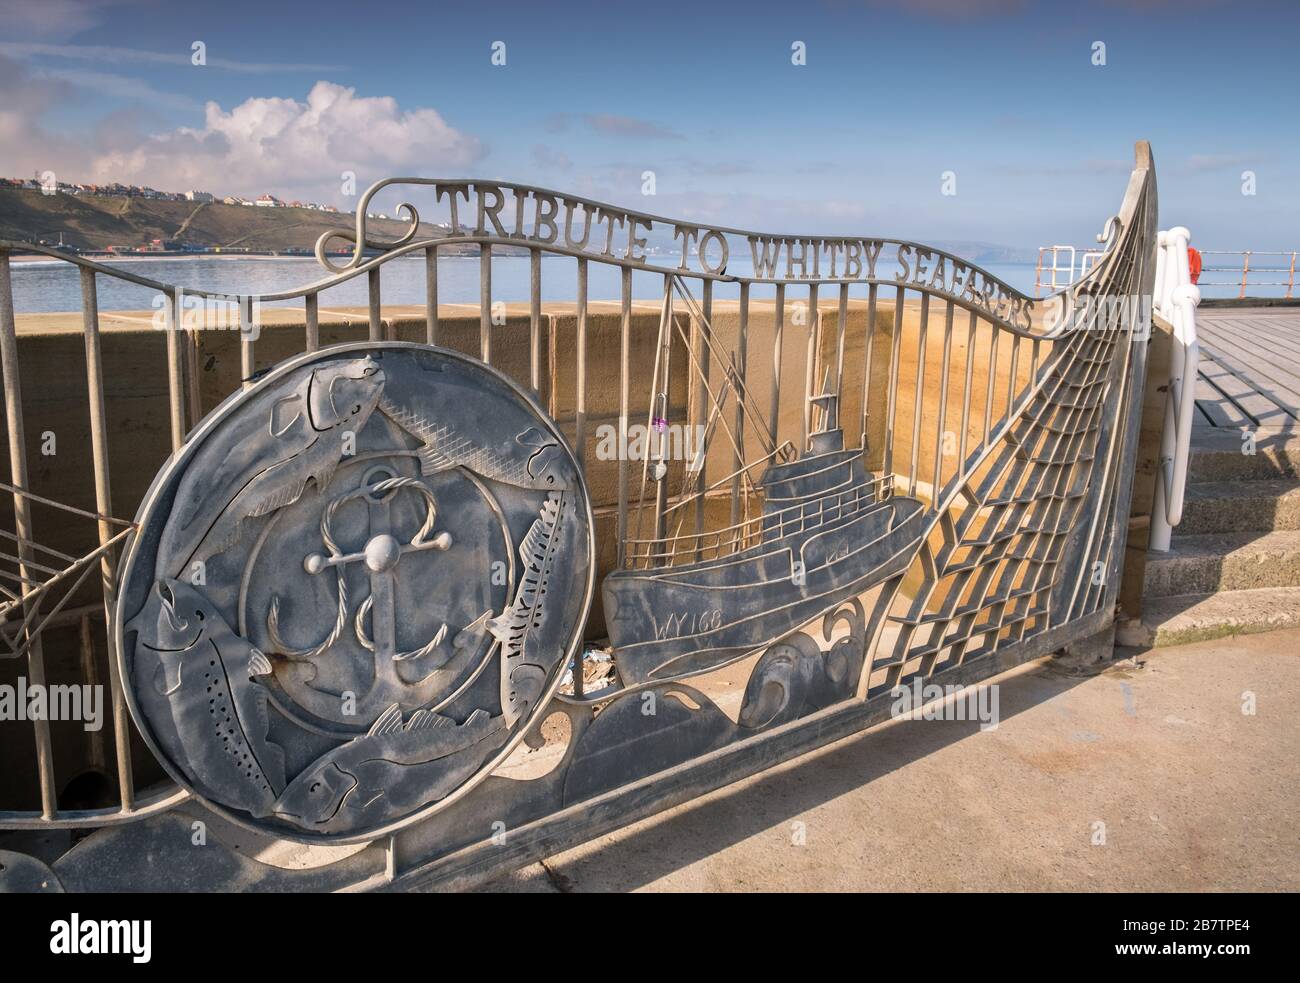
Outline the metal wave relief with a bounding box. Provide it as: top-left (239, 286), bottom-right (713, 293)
top-left (114, 343), bottom-right (594, 841)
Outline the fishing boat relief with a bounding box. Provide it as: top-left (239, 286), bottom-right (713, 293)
top-left (604, 390), bottom-right (925, 685)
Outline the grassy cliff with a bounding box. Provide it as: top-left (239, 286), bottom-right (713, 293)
top-left (0, 188), bottom-right (446, 253)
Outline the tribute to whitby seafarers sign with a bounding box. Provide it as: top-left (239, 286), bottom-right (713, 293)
top-left (315, 178), bottom-right (1036, 332)
top-left (115, 343), bottom-right (594, 842)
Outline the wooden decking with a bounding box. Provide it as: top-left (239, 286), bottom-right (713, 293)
top-left (1193, 307), bottom-right (1300, 432)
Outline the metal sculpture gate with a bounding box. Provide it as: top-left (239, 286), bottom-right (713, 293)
top-left (0, 143), bottom-right (1156, 886)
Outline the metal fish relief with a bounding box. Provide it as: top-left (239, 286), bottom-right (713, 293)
top-left (158, 356), bottom-right (386, 574)
top-left (489, 491), bottom-right (565, 726)
top-left (380, 397), bottom-right (569, 490)
top-left (126, 578), bottom-right (287, 818)
top-left (272, 704), bottom-right (507, 834)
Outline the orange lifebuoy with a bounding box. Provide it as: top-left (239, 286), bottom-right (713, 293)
top-left (1187, 246), bottom-right (1202, 284)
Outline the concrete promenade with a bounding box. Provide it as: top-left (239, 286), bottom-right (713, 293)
top-left (480, 629), bottom-right (1299, 892)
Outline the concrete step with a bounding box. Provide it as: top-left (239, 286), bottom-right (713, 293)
top-left (1178, 480), bottom-right (1300, 535)
top-left (1144, 530), bottom-right (1300, 597)
top-left (1141, 586), bottom-right (1300, 647)
top-left (1188, 429), bottom-right (1300, 482)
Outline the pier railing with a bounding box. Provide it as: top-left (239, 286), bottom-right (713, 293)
top-left (1, 144), bottom-right (1159, 886)
top-left (1034, 244), bottom-right (1105, 296)
top-left (1198, 250), bottom-right (1297, 299)
top-left (1042, 244), bottom-right (1298, 301)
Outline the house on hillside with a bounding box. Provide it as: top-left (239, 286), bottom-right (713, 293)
top-left (185, 190), bottom-right (215, 203)
top-left (255, 194), bottom-right (282, 207)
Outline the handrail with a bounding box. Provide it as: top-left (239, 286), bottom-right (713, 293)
top-left (1197, 249), bottom-right (1298, 299)
top-left (1034, 244), bottom-right (1105, 296)
top-left (1150, 226), bottom-right (1201, 552)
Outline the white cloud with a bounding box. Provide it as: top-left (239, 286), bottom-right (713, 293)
top-left (0, 56), bottom-right (485, 202)
top-left (85, 81), bottom-right (485, 199)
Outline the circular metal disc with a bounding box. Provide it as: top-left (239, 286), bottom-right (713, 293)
top-left (115, 342), bottom-right (594, 843)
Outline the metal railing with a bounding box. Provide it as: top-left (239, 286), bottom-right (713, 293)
top-left (1, 145), bottom-right (1158, 849)
top-left (1034, 245), bottom-right (1104, 296)
top-left (1199, 250), bottom-right (1297, 298)
top-left (1150, 227), bottom-right (1200, 552)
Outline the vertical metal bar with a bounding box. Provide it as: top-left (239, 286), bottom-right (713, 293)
top-left (575, 258), bottom-right (587, 469)
top-left (239, 319), bottom-right (254, 391)
top-left (694, 279), bottom-right (713, 553)
top-left (368, 266), bottom-right (382, 342)
top-left (1007, 335), bottom-right (1021, 420)
top-left (959, 309), bottom-right (977, 471)
top-left (164, 290), bottom-right (186, 452)
top-left (80, 267), bottom-right (133, 809)
top-left (654, 275), bottom-right (673, 545)
top-left (305, 293), bottom-right (319, 353)
top-left (572, 232), bottom-right (586, 702)
top-left (0, 250), bottom-right (58, 819)
top-left (78, 614), bottom-right (107, 776)
top-left (570, 258), bottom-right (589, 698)
top-left (769, 283), bottom-right (784, 449)
top-left (479, 244), bottom-right (492, 363)
top-left (424, 246), bottom-right (438, 345)
top-left (617, 267), bottom-right (631, 563)
top-left (983, 324), bottom-right (999, 443)
top-left (835, 282), bottom-right (848, 398)
top-left (732, 282), bottom-right (749, 527)
top-left (185, 329), bottom-right (202, 423)
top-left (685, 280), bottom-right (702, 557)
top-left (861, 283), bottom-right (878, 451)
top-left (883, 286), bottom-right (905, 480)
top-left (803, 285), bottom-right (819, 448)
top-left (933, 302), bottom-right (954, 500)
top-left (529, 248), bottom-right (541, 393)
top-left (909, 293), bottom-right (929, 490)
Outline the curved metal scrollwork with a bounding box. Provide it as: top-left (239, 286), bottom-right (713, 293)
top-left (315, 200), bottom-right (422, 274)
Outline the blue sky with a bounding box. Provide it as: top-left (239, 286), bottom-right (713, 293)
top-left (1, 0), bottom-right (1296, 250)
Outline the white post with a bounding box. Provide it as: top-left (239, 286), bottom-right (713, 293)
top-left (1150, 227), bottom-right (1200, 553)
